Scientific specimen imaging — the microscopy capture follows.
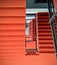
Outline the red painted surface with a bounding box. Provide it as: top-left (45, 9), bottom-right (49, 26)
top-left (0, 0), bottom-right (26, 65)
top-left (26, 41), bottom-right (36, 49)
top-left (26, 20), bottom-right (36, 50)
top-left (32, 19), bottom-right (36, 41)
top-left (54, 0), bottom-right (57, 9)
top-left (37, 12), bottom-right (55, 53)
top-left (25, 12), bottom-right (57, 65)
top-left (0, 0), bottom-right (57, 65)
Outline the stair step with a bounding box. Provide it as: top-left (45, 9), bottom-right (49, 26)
top-left (0, 52), bottom-right (25, 56)
top-left (39, 40), bottom-right (53, 43)
top-left (39, 44), bottom-right (54, 48)
top-left (38, 19), bottom-right (49, 22)
top-left (38, 27), bottom-right (57, 29)
top-left (0, 24), bottom-right (25, 30)
top-left (39, 46), bottom-right (54, 49)
top-left (38, 32), bottom-right (52, 33)
top-left (38, 31), bottom-right (57, 33)
top-left (38, 33), bottom-right (52, 36)
top-left (38, 24), bottom-right (57, 27)
top-left (38, 26), bottom-right (51, 29)
top-left (0, 46), bottom-right (25, 49)
top-left (38, 29), bottom-right (57, 32)
top-left (39, 49), bottom-right (55, 53)
top-left (0, 17), bottom-right (25, 24)
top-left (38, 23), bottom-right (56, 26)
top-left (0, 49), bottom-right (25, 53)
top-left (26, 41), bottom-right (36, 49)
top-left (39, 36), bottom-right (52, 40)
top-left (0, 8), bottom-right (25, 16)
top-left (38, 16), bottom-right (49, 19)
top-left (0, 41), bottom-right (25, 45)
top-left (38, 12), bottom-right (49, 16)
top-left (26, 37), bottom-right (32, 41)
top-left (39, 46), bottom-right (54, 48)
top-left (0, 36), bottom-right (25, 41)
top-left (0, 51), bottom-right (25, 56)
top-left (38, 31), bottom-right (52, 33)
top-left (0, 0), bottom-right (26, 8)
top-left (38, 33), bottom-right (57, 35)
top-left (38, 24), bottom-right (50, 26)
top-left (38, 22), bottom-right (56, 24)
top-left (39, 51), bottom-right (55, 53)
top-left (38, 32), bottom-right (53, 33)
top-left (0, 30), bottom-right (25, 36)
top-left (0, 51), bottom-right (25, 55)
top-left (38, 25), bottom-right (57, 27)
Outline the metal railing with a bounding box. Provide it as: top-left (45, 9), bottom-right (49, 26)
top-left (47, 0), bottom-right (57, 57)
top-left (35, 17), bottom-right (38, 52)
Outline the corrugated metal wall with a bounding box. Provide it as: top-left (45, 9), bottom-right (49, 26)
top-left (0, 0), bottom-right (26, 65)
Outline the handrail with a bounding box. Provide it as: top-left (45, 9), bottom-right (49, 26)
top-left (47, 0), bottom-right (57, 57)
top-left (50, 11), bottom-right (57, 22)
top-left (35, 13), bottom-right (39, 52)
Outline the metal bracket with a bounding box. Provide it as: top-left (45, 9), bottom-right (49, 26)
top-left (50, 12), bottom-right (57, 22)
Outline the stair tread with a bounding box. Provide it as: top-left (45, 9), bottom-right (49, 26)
top-left (0, 31), bottom-right (25, 36)
top-left (26, 41), bottom-right (36, 49)
top-left (0, 36), bottom-right (25, 41)
top-left (0, 17), bottom-right (25, 24)
top-left (39, 40), bottom-right (53, 43)
top-left (38, 33), bottom-right (52, 35)
top-left (37, 12), bottom-right (56, 53)
top-left (38, 22), bottom-right (56, 24)
top-left (38, 19), bottom-right (49, 21)
top-left (39, 51), bottom-right (55, 53)
top-left (39, 36), bottom-right (53, 38)
top-left (39, 44), bottom-right (54, 46)
top-left (0, 41), bottom-right (25, 45)
top-left (0, 8), bottom-right (25, 16)
top-left (38, 25), bottom-right (57, 27)
top-left (39, 49), bottom-right (54, 51)
top-left (38, 12), bottom-right (49, 16)
top-left (38, 16), bottom-right (49, 18)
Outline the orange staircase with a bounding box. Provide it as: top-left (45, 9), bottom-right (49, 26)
top-left (30, 19), bottom-right (36, 41)
top-left (0, 0), bottom-right (26, 65)
top-left (26, 19), bottom-right (37, 54)
top-left (37, 12), bottom-right (55, 53)
top-left (0, 0), bottom-right (57, 65)
top-left (24, 12), bottom-right (57, 65)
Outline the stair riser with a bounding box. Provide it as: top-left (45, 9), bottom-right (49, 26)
top-left (0, 17), bottom-right (25, 24)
